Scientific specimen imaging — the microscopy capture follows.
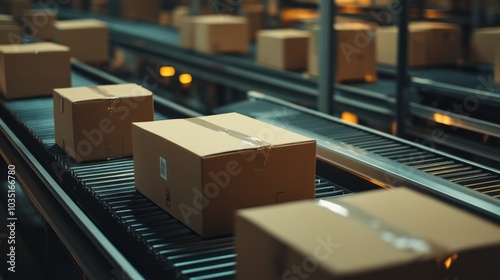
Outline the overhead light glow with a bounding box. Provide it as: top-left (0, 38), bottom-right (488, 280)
top-left (160, 66), bottom-right (175, 77)
top-left (179, 73), bottom-right (192, 84)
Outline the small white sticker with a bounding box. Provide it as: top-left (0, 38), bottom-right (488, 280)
top-left (160, 157), bottom-right (167, 180)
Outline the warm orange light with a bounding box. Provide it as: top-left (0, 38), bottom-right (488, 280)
top-left (281, 8), bottom-right (319, 21)
top-left (364, 74), bottom-right (377, 83)
top-left (341, 111), bottom-right (359, 124)
top-left (160, 66), bottom-right (175, 77)
top-left (342, 5), bottom-right (361, 14)
top-left (179, 73), bottom-right (192, 84)
top-left (433, 113), bottom-right (453, 125)
top-left (443, 253), bottom-right (459, 269)
top-left (425, 9), bottom-right (447, 19)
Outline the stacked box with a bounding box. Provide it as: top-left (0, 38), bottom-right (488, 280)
top-left (20, 10), bottom-right (56, 40)
top-left (470, 27), bottom-right (500, 65)
top-left (0, 25), bottom-right (21, 44)
top-left (0, 42), bottom-right (71, 99)
top-left (132, 113), bottom-right (316, 237)
top-left (377, 22), bottom-right (462, 67)
top-left (309, 23), bottom-right (377, 82)
top-left (236, 187), bottom-right (500, 280)
top-left (53, 84), bottom-right (154, 163)
top-left (257, 29), bottom-right (309, 70)
top-left (53, 19), bottom-right (109, 63)
top-left (194, 16), bottom-right (249, 54)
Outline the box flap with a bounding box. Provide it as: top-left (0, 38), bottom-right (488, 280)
top-left (0, 42), bottom-right (69, 54)
top-left (133, 113), bottom-right (314, 157)
top-left (54, 84), bottom-right (152, 103)
top-left (258, 29), bottom-right (310, 39)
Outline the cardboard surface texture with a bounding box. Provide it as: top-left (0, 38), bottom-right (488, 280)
top-left (180, 15), bottom-right (221, 50)
top-left (121, 0), bottom-right (160, 22)
top-left (132, 113), bottom-right (316, 237)
top-left (309, 23), bottom-right (377, 82)
top-left (21, 10), bottom-right (56, 40)
top-left (470, 27), bottom-right (500, 64)
top-left (0, 14), bottom-right (15, 25)
top-left (0, 42), bottom-right (71, 99)
top-left (53, 19), bottom-right (109, 63)
top-left (257, 29), bottom-right (310, 70)
top-left (0, 24), bottom-right (21, 44)
top-left (377, 22), bottom-right (462, 67)
top-left (53, 84), bottom-right (154, 162)
top-left (194, 16), bottom-right (249, 54)
top-left (236, 187), bottom-right (500, 280)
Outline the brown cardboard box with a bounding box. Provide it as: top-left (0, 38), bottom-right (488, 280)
top-left (53, 19), bottom-right (109, 63)
top-left (179, 15), bottom-right (221, 50)
top-left (470, 27), bottom-right (500, 65)
top-left (120, 0), bottom-right (159, 22)
top-left (90, 0), bottom-right (108, 14)
top-left (377, 22), bottom-right (462, 67)
top-left (21, 10), bottom-right (56, 40)
top-left (242, 4), bottom-right (264, 41)
top-left (132, 113), bottom-right (316, 237)
top-left (309, 23), bottom-right (377, 82)
top-left (495, 45), bottom-right (500, 84)
top-left (2, 0), bottom-right (30, 16)
top-left (0, 42), bottom-right (71, 99)
top-left (0, 25), bottom-right (21, 44)
top-left (53, 84), bottom-right (154, 162)
top-left (194, 16), bottom-right (249, 54)
top-left (236, 187), bottom-right (500, 280)
top-left (257, 29), bottom-right (309, 70)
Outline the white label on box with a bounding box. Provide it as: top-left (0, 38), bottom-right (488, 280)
top-left (160, 156), bottom-right (167, 180)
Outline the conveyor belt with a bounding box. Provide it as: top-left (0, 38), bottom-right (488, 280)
top-left (216, 92), bottom-right (500, 221)
top-left (0, 67), bottom-right (355, 279)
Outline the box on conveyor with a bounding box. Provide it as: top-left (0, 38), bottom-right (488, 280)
top-left (236, 187), bottom-right (500, 280)
top-left (376, 22), bottom-right (462, 68)
top-left (120, 0), bottom-right (159, 22)
top-left (194, 16), bottom-right (249, 55)
top-left (179, 15), bottom-right (221, 50)
top-left (2, 0), bottom-right (30, 17)
top-left (53, 19), bottom-right (109, 63)
top-left (308, 22), bottom-right (377, 82)
top-left (0, 14), bottom-right (15, 25)
top-left (171, 6), bottom-right (189, 28)
top-left (470, 27), bottom-right (500, 65)
top-left (242, 4), bottom-right (264, 41)
top-left (0, 42), bottom-right (71, 99)
top-left (0, 24), bottom-right (21, 44)
top-left (257, 29), bottom-right (309, 71)
top-left (132, 112), bottom-right (316, 237)
top-left (20, 9), bottom-right (56, 40)
top-left (53, 84), bottom-right (154, 163)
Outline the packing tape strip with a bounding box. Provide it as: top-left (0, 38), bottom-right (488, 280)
top-left (186, 117), bottom-right (272, 170)
top-left (88, 86), bottom-right (119, 117)
top-left (317, 199), bottom-right (439, 255)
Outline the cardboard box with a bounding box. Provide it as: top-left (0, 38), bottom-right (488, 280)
top-left (495, 44), bottom-right (500, 84)
top-left (2, 0), bottom-right (30, 16)
top-left (377, 22), bottom-right (462, 67)
top-left (90, 0), bottom-right (108, 14)
top-left (236, 187), bottom-right (500, 280)
top-left (21, 10), bottom-right (56, 40)
top-left (257, 29), bottom-right (309, 70)
top-left (53, 19), bottom-right (109, 63)
top-left (120, 0), bottom-right (159, 22)
top-left (179, 15), bottom-right (221, 50)
top-left (132, 113), bottom-right (316, 237)
top-left (53, 84), bottom-right (154, 162)
top-left (194, 16), bottom-right (249, 54)
top-left (309, 23), bottom-right (377, 82)
top-left (0, 24), bottom-right (21, 44)
top-left (0, 42), bottom-right (71, 99)
top-left (470, 27), bottom-right (500, 65)
top-left (242, 4), bottom-right (264, 41)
